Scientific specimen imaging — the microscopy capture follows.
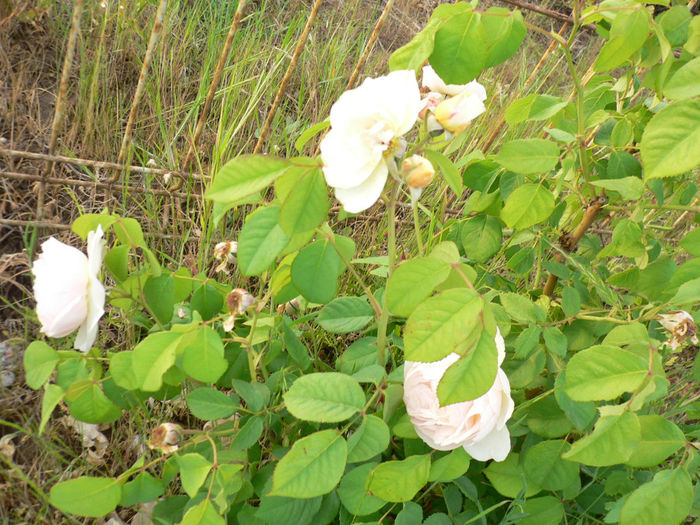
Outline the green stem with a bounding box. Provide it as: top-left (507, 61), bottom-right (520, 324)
top-left (562, 44), bottom-right (590, 185)
top-left (375, 175), bottom-right (402, 365)
top-left (412, 199), bottom-right (425, 256)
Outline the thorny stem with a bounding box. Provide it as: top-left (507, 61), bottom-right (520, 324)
top-left (412, 198), bottom-right (425, 256)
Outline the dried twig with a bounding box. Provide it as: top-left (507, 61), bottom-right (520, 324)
top-left (498, 0), bottom-right (573, 25)
top-left (252, 0), bottom-right (324, 154)
top-left (1, 148), bottom-right (206, 182)
top-left (111, 0), bottom-right (168, 182)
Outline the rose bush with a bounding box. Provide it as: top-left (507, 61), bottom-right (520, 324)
top-left (32, 225), bottom-right (105, 352)
top-left (403, 330), bottom-right (514, 461)
top-left (320, 69), bottom-right (420, 212)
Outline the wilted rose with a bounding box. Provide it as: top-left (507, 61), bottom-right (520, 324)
top-left (658, 310), bottom-right (698, 350)
top-left (403, 329), bottom-right (514, 462)
top-left (32, 226), bottom-right (106, 352)
top-left (320, 70), bottom-right (421, 213)
top-left (148, 422), bottom-right (182, 454)
top-left (214, 240), bottom-right (238, 273)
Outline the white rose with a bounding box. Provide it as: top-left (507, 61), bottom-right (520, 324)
top-left (403, 329), bottom-right (514, 462)
top-left (320, 70), bottom-right (421, 213)
top-left (421, 65), bottom-right (487, 134)
top-left (32, 226), bottom-right (106, 352)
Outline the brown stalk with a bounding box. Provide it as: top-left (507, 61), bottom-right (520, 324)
top-left (111, 0), bottom-right (168, 182)
top-left (41, 0), bottom-right (84, 222)
top-left (542, 196), bottom-right (606, 298)
top-left (83, 0), bottom-right (111, 142)
top-left (497, 0), bottom-right (574, 25)
top-left (252, 0), bottom-right (324, 155)
top-left (1, 148), bottom-right (206, 182)
top-left (181, 0), bottom-right (248, 175)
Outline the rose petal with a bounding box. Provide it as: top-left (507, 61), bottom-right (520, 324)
top-left (463, 423), bottom-right (511, 462)
top-left (334, 161), bottom-right (388, 213)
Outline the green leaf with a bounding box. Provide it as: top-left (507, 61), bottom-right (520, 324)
top-left (291, 238), bottom-right (349, 304)
top-left (460, 215), bottom-right (502, 263)
top-left (231, 415), bottom-right (264, 450)
top-left (120, 472), bottom-right (164, 506)
top-left (669, 277), bottom-right (700, 305)
top-left (72, 213), bottom-right (117, 240)
top-left (283, 372), bottom-right (365, 423)
top-left (561, 287), bottom-right (581, 317)
top-left (177, 453), bottom-right (213, 497)
top-left (206, 155), bottom-right (289, 203)
top-left (500, 292), bottom-right (545, 323)
top-left (517, 496), bottom-right (564, 525)
top-left (594, 9), bottom-right (649, 71)
top-left (396, 502), bottom-right (424, 525)
top-left (598, 219), bottom-right (645, 258)
top-left (238, 206), bottom-right (290, 276)
top-left (620, 468), bottom-right (693, 525)
top-left (423, 149), bottom-right (462, 195)
top-left (501, 184), bottom-right (555, 230)
top-left (39, 384), bottom-right (64, 434)
top-left (104, 244), bottom-right (129, 282)
top-left (562, 411), bottom-right (641, 466)
top-left (49, 476), bottom-right (122, 517)
top-left (232, 379), bottom-right (270, 412)
top-left (190, 284), bottom-right (223, 321)
top-left (523, 440), bottom-right (578, 491)
top-left (657, 5), bottom-right (692, 47)
top-left (664, 57), bottom-right (700, 100)
top-left (386, 257), bottom-right (452, 317)
top-left (186, 387), bottom-right (238, 421)
top-left (270, 429), bottom-right (347, 498)
top-left (481, 8), bottom-right (526, 68)
top-left (337, 337), bottom-right (382, 374)
top-left (505, 94), bottom-right (567, 125)
top-left (181, 326), bottom-right (228, 384)
top-left (295, 120), bottom-right (330, 153)
top-left (495, 139), bottom-right (560, 174)
top-left (113, 217), bottom-right (147, 249)
top-left (24, 341), bottom-right (59, 389)
top-left (316, 296), bottom-right (374, 333)
top-left (404, 288), bottom-right (483, 362)
top-left (591, 177), bottom-right (644, 201)
top-left (483, 453), bottom-right (541, 498)
top-left (282, 319), bottom-right (312, 371)
top-left (641, 99), bottom-right (700, 180)
top-left (347, 415), bottom-right (390, 463)
top-left (109, 351), bottom-right (139, 390)
top-left (65, 379), bottom-right (122, 424)
top-left (390, 17), bottom-right (441, 72)
top-left (428, 448), bottom-right (471, 482)
top-left (430, 10), bottom-right (485, 84)
top-left (685, 15), bottom-right (700, 54)
top-left (338, 463), bottom-right (386, 515)
top-left (565, 345), bottom-right (648, 401)
top-left (680, 228), bottom-right (700, 256)
top-left (143, 274), bottom-right (174, 326)
top-left (278, 163), bottom-right (329, 236)
top-left (437, 329), bottom-right (498, 405)
top-left (257, 495), bottom-right (322, 525)
top-left (367, 454), bottom-right (431, 503)
top-left (179, 499), bottom-right (225, 525)
top-left (626, 415), bottom-right (686, 468)
top-left (132, 331), bottom-right (183, 391)
top-left (543, 326), bottom-right (567, 357)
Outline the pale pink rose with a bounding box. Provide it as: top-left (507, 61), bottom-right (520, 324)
top-left (421, 65), bottom-right (487, 134)
top-left (403, 330), bottom-right (514, 462)
top-left (32, 226), bottom-right (106, 352)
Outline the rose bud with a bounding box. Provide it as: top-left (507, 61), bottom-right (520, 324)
top-left (402, 155), bottom-right (435, 190)
top-left (32, 226), bottom-right (106, 352)
top-left (148, 422), bottom-right (182, 454)
top-left (403, 329), bottom-right (514, 462)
